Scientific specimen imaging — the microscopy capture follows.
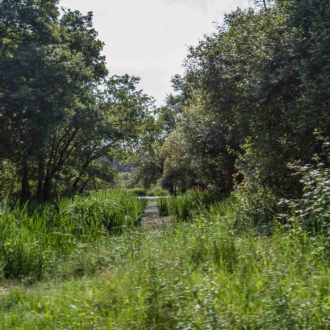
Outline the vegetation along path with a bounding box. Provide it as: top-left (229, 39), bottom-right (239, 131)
top-left (139, 196), bottom-right (172, 231)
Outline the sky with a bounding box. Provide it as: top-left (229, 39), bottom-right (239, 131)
top-left (60, 0), bottom-right (249, 106)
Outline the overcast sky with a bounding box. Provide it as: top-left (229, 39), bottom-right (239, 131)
top-left (60, 0), bottom-right (249, 106)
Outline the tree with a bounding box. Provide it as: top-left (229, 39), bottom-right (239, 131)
top-left (0, 1), bottom-right (153, 199)
top-left (179, 94), bottom-right (238, 192)
top-left (161, 130), bottom-right (197, 193)
top-left (0, 1), bottom-right (108, 199)
top-left (164, 0), bottom-right (330, 221)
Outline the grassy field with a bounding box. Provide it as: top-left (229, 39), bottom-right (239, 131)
top-left (1, 191), bottom-right (330, 329)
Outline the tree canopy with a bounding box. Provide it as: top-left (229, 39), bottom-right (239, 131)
top-left (0, 0), bottom-right (153, 199)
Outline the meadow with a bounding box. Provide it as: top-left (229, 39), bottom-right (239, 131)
top-left (0, 190), bottom-right (329, 329)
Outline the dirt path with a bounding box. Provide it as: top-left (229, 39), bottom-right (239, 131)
top-left (140, 197), bottom-right (172, 231)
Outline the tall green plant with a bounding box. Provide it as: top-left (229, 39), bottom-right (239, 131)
top-left (165, 190), bottom-right (225, 222)
top-left (0, 190), bottom-right (146, 280)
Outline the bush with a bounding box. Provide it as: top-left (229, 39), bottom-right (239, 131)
top-left (147, 188), bottom-right (169, 197)
top-left (127, 188), bottom-right (147, 197)
top-left (233, 180), bottom-right (278, 233)
top-left (284, 160), bottom-right (330, 235)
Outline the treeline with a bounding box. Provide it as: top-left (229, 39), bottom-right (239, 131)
top-left (133, 0), bottom-right (330, 222)
top-left (0, 0), bottom-right (153, 200)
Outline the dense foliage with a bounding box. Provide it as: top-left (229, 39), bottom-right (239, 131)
top-left (0, 190), bottom-right (146, 280)
top-left (153, 0), bottom-right (330, 225)
top-left (0, 0), bottom-right (153, 200)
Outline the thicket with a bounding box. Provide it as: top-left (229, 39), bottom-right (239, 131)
top-left (158, 190), bottom-right (226, 221)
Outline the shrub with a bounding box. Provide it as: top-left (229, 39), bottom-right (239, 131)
top-left (233, 181), bottom-right (278, 233)
top-left (147, 188), bottom-right (169, 197)
top-left (127, 188), bottom-right (147, 197)
top-left (284, 161), bottom-right (330, 235)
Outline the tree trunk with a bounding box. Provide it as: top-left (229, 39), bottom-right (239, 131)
top-left (72, 170), bottom-right (85, 191)
top-left (78, 176), bottom-right (92, 194)
top-left (43, 176), bottom-right (52, 200)
top-left (21, 160), bottom-right (30, 200)
top-left (37, 155), bottom-right (44, 200)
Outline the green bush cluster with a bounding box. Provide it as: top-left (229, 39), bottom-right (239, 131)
top-left (233, 181), bottom-right (278, 234)
top-left (285, 160), bottom-right (330, 236)
top-left (127, 188), bottom-right (148, 197)
top-left (148, 188), bottom-right (169, 197)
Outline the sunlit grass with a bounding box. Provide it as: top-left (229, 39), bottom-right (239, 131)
top-left (1, 192), bottom-right (330, 329)
top-left (0, 190), bottom-right (146, 281)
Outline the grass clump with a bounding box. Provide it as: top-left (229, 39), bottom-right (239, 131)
top-left (0, 190), bottom-right (146, 281)
top-left (157, 197), bottom-right (169, 217)
top-left (64, 190), bottom-right (147, 232)
top-left (159, 190), bottom-right (225, 221)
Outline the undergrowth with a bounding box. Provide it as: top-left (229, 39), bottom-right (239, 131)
top-left (0, 192), bottom-right (329, 329)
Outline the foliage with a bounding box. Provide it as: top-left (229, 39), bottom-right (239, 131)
top-left (63, 190), bottom-right (147, 232)
top-left (125, 188), bottom-right (168, 197)
top-left (163, 0), bottom-right (330, 215)
top-left (1, 200), bottom-right (330, 328)
top-left (283, 135), bottom-right (330, 235)
top-left (147, 188), bottom-right (169, 197)
top-left (157, 198), bottom-right (169, 217)
top-left (0, 190), bottom-right (145, 280)
top-left (0, 1), bottom-right (153, 200)
top-left (179, 94), bottom-right (238, 192)
top-left (128, 105), bottom-right (178, 190)
top-left (161, 130), bottom-right (198, 193)
top-left (127, 188), bottom-right (148, 197)
top-left (162, 190), bottom-right (226, 222)
top-left (233, 179), bottom-right (278, 233)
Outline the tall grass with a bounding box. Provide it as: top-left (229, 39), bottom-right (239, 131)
top-left (64, 190), bottom-right (147, 231)
top-left (1, 200), bottom-right (330, 328)
top-left (0, 190), bottom-right (146, 280)
top-left (159, 190), bottom-right (226, 221)
top-left (157, 198), bottom-right (169, 217)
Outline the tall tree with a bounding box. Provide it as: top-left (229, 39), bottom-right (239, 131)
top-left (0, 1), bottom-right (153, 199)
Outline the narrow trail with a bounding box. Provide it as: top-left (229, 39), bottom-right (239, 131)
top-left (140, 197), bottom-right (172, 231)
